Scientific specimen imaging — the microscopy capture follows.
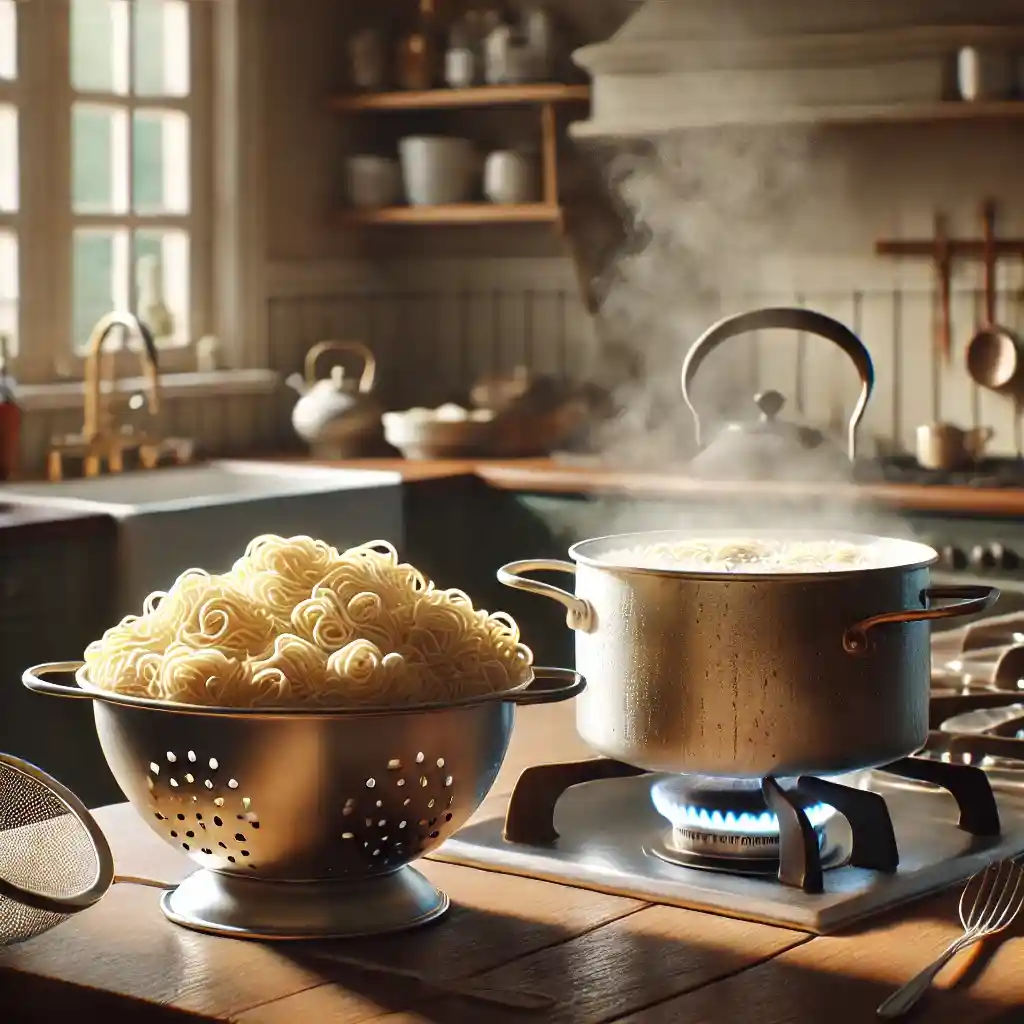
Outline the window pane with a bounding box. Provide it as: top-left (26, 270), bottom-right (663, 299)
top-left (0, 1), bottom-right (16, 82)
top-left (133, 109), bottom-right (189, 213)
top-left (0, 104), bottom-right (15, 212)
top-left (73, 103), bottom-right (129, 213)
top-left (71, 0), bottom-right (130, 94)
top-left (136, 229), bottom-right (189, 342)
top-left (134, 0), bottom-right (190, 97)
top-left (0, 230), bottom-right (17, 356)
top-left (73, 228), bottom-right (129, 351)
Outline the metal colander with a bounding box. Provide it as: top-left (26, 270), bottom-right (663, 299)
top-left (22, 662), bottom-right (584, 941)
top-left (0, 754), bottom-right (115, 945)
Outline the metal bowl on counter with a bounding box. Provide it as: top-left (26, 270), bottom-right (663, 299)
top-left (21, 662), bottom-right (584, 940)
top-left (498, 529), bottom-right (997, 780)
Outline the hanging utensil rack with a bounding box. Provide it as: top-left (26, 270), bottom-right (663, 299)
top-left (876, 201), bottom-right (1024, 367)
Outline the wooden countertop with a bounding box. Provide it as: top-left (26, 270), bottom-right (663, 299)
top-left (4, 701), bottom-right (1024, 1024)
top-left (288, 456), bottom-right (1024, 518)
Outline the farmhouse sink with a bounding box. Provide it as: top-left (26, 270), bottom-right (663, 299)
top-left (0, 460), bottom-right (397, 513)
top-left (0, 460), bottom-right (404, 615)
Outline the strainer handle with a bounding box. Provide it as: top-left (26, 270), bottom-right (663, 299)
top-left (21, 662), bottom-right (92, 699)
top-left (505, 668), bottom-right (586, 706)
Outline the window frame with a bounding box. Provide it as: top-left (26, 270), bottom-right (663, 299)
top-left (12, 0), bottom-right (216, 386)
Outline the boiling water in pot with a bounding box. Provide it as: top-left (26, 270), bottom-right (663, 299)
top-left (596, 534), bottom-right (916, 575)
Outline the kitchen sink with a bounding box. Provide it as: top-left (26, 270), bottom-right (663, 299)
top-left (0, 460), bottom-right (404, 615)
top-left (0, 460), bottom-right (398, 514)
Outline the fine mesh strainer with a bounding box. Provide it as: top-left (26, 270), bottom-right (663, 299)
top-left (0, 753), bottom-right (115, 945)
top-left (22, 662), bottom-right (584, 940)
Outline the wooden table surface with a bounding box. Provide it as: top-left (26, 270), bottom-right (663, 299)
top-left (4, 701), bottom-right (1024, 1024)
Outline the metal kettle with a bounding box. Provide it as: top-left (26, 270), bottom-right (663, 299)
top-left (286, 341), bottom-right (383, 458)
top-left (681, 308), bottom-right (875, 482)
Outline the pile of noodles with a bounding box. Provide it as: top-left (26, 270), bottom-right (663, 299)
top-left (82, 536), bottom-right (533, 708)
top-left (599, 538), bottom-right (871, 574)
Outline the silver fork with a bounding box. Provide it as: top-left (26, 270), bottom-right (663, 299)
top-left (877, 858), bottom-right (1024, 1019)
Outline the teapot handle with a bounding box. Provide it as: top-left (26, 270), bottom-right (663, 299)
top-left (304, 341), bottom-right (377, 394)
top-left (681, 308), bottom-right (875, 461)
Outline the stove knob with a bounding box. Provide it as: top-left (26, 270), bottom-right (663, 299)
top-left (970, 545), bottom-right (998, 570)
top-left (992, 544), bottom-right (1020, 571)
top-left (940, 545), bottom-right (968, 570)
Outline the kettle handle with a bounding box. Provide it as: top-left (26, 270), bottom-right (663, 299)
top-left (681, 308), bottom-right (875, 461)
top-left (304, 341), bottom-right (377, 394)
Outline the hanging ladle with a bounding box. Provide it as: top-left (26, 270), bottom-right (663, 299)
top-left (965, 201), bottom-right (1024, 397)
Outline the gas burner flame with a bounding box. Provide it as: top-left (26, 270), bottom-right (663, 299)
top-left (650, 778), bottom-right (836, 837)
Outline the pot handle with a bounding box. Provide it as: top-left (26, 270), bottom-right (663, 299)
top-left (22, 661), bottom-right (92, 698)
top-left (682, 308), bottom-right (875, 461)
top-left (505, 668), bottom-right (586, 706)
top-left (843, 586), bottom-right (999, 654)
top-left (497, 560), bottom-right (596, 632)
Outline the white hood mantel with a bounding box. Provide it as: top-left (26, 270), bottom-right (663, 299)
top-left (571, 0), bottom-right (1024, 138)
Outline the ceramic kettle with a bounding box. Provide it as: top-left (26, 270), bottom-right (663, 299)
top-left (286, 341), bottom-right (383, 458)
top-left (682, 308), bottom-right (875, 482)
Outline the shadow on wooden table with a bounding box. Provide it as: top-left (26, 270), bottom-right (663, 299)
top-left (3, 856), bottom-right (1024, 1024)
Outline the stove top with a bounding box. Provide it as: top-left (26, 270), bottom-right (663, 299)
top-left (854, 455), bottom-right (1024, 489)
top-left (430, 612), bottom-right (1024, 935)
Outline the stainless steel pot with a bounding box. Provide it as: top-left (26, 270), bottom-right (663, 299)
top-left (498, 530), bottom-right (998, 780)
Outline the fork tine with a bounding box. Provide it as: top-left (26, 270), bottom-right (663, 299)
top-left (986, 862), bottom-right (1024, 936)
top-left (962, 862), bottom-right (997, 931)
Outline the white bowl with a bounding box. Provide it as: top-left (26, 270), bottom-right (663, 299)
top-left (398, 137), bottom-right (478, 206)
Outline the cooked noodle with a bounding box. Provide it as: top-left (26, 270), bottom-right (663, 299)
top-left (600, 538), bottom-right (871, 574)
top-left (82, 536), bottom-right (533, 708)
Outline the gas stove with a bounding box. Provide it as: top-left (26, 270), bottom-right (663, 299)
top-left (431, 613), bottom-right (1024, 935)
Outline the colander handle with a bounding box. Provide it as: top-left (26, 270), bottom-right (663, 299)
top-left (504, 668), bottom-right (586, 705)
top-left (21, 662), bottom-right (92, 698)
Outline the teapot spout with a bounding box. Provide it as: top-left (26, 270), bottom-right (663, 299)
top-left (285, 372), bottom-right (308, 396)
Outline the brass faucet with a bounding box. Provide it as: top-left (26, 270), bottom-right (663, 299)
top-left (47, 312), bottom-right (163, 481)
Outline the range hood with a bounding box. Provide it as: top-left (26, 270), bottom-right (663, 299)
top-left (571, 0), bottom-right (1024, 138)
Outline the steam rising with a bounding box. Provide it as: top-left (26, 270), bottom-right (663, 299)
top-left (548, 37), bottom-right (916, 547)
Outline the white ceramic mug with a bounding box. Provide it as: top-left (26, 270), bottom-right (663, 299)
top-left (346, 155), bottom-right (402, 209)
top-left (483, 150), bottom-right (536, 205)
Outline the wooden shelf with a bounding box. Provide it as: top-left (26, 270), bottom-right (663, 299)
top-left (329, 82), bottom-right (590, 113)
top-left (569, 100), bottom-right (1024, 136)
top-left (335, 203), bottom-right (564, 226)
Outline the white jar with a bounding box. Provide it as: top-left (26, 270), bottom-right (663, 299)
top-left (345, 155), bottom-right (402, 209)
top-left (483, 150), bottom-right (536, 205)
top-left (522, 5), bottom-right (554, 80)
top-left (483, 24), bottom-right (512, 84)
top-left (445, 47), bottom-right (477, 88)
top-left (957, 47), bottom-right (1014, 101)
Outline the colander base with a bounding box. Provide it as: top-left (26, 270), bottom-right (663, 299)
top-left (160, 866), bottom-right (449, 940)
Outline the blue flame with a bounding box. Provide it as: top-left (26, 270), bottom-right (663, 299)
top-left (651, 786), bottom-right (836, 837)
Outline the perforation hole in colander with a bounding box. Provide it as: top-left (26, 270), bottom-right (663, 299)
top-left (339, 749), bottom-right (457, 868)
top-left (148, 749), bottom-right (260, 869)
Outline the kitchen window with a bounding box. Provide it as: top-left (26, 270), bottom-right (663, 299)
top-left (0, 0), bottom-right (18, 360)
top-left (8, 0), bottom-right (215, 385)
